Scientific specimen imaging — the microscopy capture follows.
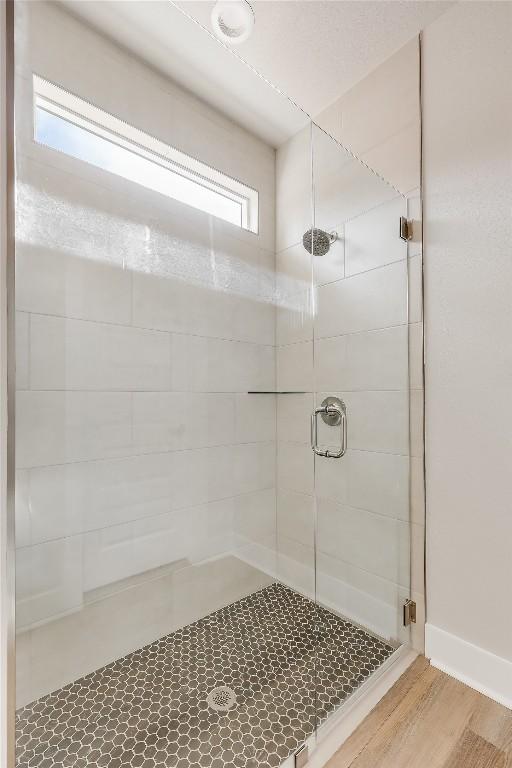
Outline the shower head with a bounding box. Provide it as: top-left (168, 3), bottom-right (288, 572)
top-left (302, 228), bottom-right (338, 256)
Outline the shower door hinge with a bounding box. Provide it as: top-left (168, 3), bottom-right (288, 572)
top-left (399, 216), bottom-right (413, 241)
top-left (295, 744), bottom-right (309, 768)
top-left (403, 599), bottom-right (417, 627)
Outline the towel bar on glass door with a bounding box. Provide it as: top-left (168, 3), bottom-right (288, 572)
top-left (311, 396), bottom-right (347, 459)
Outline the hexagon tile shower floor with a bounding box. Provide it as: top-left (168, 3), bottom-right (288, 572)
top-left (15, 583), bottom-right (394, 768)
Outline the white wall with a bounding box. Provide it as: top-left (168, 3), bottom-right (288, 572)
top-left (423, 0), bottom-right (512, 706)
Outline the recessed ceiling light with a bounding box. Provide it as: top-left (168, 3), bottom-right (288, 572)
top-left (211, 0), bottom-right (255, 45)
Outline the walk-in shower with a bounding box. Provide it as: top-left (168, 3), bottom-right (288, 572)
top-left (11, 2), bottom-right (417, 767)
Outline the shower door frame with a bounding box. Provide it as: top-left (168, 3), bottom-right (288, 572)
top-left (1, 1), bottom-right (17, 766)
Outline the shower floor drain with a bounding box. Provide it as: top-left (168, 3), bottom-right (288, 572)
top-left (206, 685), bottom-right (237, 712)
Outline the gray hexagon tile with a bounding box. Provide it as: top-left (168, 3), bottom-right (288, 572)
top-left (16, 583), bottom-right (394, 768)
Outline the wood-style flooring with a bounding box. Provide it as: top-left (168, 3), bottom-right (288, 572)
top-left (326, 656), bottom-right (512, 768)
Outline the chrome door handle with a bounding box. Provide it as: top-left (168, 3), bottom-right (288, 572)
top-left (311, 397), bottom-right (347, 459)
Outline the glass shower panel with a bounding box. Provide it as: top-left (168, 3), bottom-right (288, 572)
top-left (13, 2), bottom-right (319, 767)
top-left (13, 2), bottom-right (413, 766)
top-left (311, 121), bottom-right (411, 730)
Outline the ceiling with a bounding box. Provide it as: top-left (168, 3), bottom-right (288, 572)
top-left (62, 0), bottom-right (452, 146)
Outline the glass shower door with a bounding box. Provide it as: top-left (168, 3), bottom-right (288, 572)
top-left (310, 122), bottom-right (411, 732)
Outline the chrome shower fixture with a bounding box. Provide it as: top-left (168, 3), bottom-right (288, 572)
top-left (302, 228), bottom-right (338, 256)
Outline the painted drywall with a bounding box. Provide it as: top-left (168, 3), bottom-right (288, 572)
top-left (423, 0), bottom-right (512, 700)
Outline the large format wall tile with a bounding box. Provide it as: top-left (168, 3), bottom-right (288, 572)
top-left (30, 314), bottom-right (172, 391)
top-left (16, 391), bottom-right (133, 468)
top-left (16, 243), bottom-right (132, 324)
top-left (315, 449), bottom-right (409, 521)
top-left (276, 488), bottom-right (314, 548)
top-left (132, 392), bottom-right (237, 454)
top-left (315, 325), bottom-right (408, 392)
top-left (276, 341), bottom-right (313, 392)
top-left (16, 312), bottom-right (29, 390)
top-left (316, 260), bottom-right (407, 339)
top-left (276, 393), bottom-right (312, 445)
top-left (314, 38), bottom-right (420, 196)
top-left (277, 441), bottom-right (314, 497)
top-left (276, 290), bottom-right (313, 346)
top-left (345, 197), bottom-right (406, 276)
top-left (235, 394), bottom-right (276, 444)
top-left (275, 127), bottom-right (311, 253)
top-left (133, 271), bottom-right (274, 346)
top-left (171, 334), bottom-right (275, 393)
top-left (316, 498), bottom-right (406, 584)
top-left (316, 390), bottom-right (409, 455)
top-left (233, 489), bottom-right (276, 549)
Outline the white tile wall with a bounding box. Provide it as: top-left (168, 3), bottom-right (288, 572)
top-left (16, 311), bottom-right (30, 389)
top-left (16, 391), bottom-right (133, 468)
top-left (315, 325), bottom-right (409, 392)
top-left (15, 0), bottom-right (277, 639)
top-left (277, 442), bottom-right (314, 497)
top-left (276, 393), bottom-right (312, 445)
top-left (275, 242), bottom-right (311, 298)
top-left (345, 197), bottom-right (407, 276)
top-left (276, 488), bottom-right (314, 548)
top-left (276, 290), bottom-right (313, 346)
top-left (313, 227), bottom-right (345, 287)
top-left (275, 127), bottom-right (311, 253)
top-left (316, 259), bottom-right (407, 339)
top-left (316, 498), bottom-right (407, 584)
top-left (82, 510), bottom-right (193, 592)
top-left (313, 139), bottom-right (399, 237)
top-left (234, 489), bottom-right (276, 547)
top-left (334, 390), bottom-right (409, 455)
top-left (314, 38), bottom-right (420, 196)
top-left (316, 450), bottom-right (409, 521)
top-left (16, 537), bottom-right (83, 629)
top-left (276, 341), bottom-right (313, 392)
top-left (29, 314), bottom-right (172, 391)
top-left (235, 394), bottom-right (276, 444)
top-left (171, 334), bottom-right (275, 394)
top-left (15, 243), bottom-right (132, 324)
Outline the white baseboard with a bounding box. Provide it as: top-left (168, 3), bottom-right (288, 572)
top-left (425, 623), bottom-right (512, 709)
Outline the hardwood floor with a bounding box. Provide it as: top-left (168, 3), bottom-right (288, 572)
top-left (326, 656), bottom-right (512, 768)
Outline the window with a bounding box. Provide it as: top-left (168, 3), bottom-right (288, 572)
top-left (32, 75), bottom-right (259, 233)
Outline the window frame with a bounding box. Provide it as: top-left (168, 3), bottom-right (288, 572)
top-left (32, 74), bottom-right (259, 234)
